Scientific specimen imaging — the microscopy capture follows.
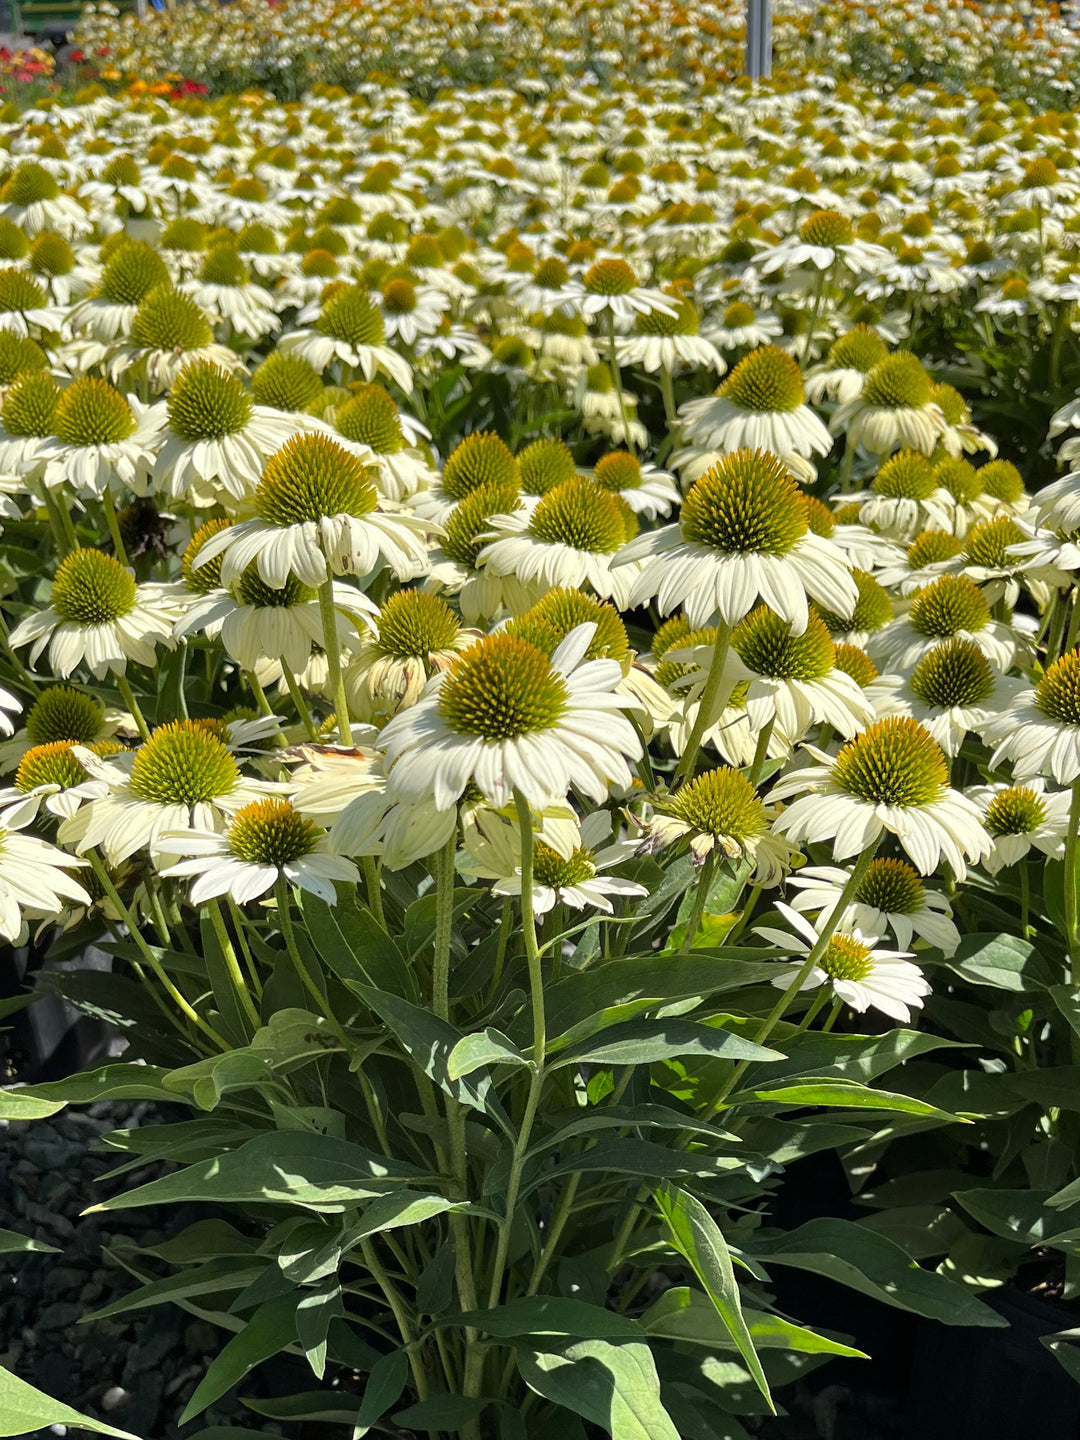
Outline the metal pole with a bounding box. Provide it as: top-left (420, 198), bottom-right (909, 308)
top-left (745, 0), bottom-right (772, 80)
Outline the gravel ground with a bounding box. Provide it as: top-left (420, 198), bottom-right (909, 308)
top-left (0, 1104), bottom-right (296, 1440)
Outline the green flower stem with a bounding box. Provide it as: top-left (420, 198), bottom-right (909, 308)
top-left (0, 610), bottom-right (38, 693)
top-left (484, 790), bottom-right (548, 1309)
top-left (747, 717), bottom-right (775, 787)
top-left (1020, 860), bottom-right (1033, 941)
top-left (793, 985), bottom-right (833, 1034)
top-left (280, 656), bottom-right (319, 740)
top-left (225, 897), bottom-right (261, 993)
top-left (659, 365), bottom-right (677, 428)
top-left (432, 834), bottom-right (456, 1020)
top-left (101, 489), bottom-right (128, 567)
top-left (275, 876), bottom-right (349, 1049)
top-left (1065, 782), bottom-right (1080, 1024)
top-left (208, 897), bottom-right (262, 1032)
top-left (489, 895), bottom-right (514, 1000)
top-left (430, 830), bottom-right (482, 1409)
top-left (1066, 593), bottom-right (1080, 657)
top-left (41, 485), bottom-right (73, 559)
top-left (683, 849), bottom-right (717, 948)
top-left (88, 849), bottom-right (227, 1050)
top-left (318, 568), bottom-right (353, 746)
top-left (358, 1236), bottom-right (428, 1402)
top-left (116, 673), bottom-right (150, 740)
top-left (821, 998), bottom-right (844, 1033)
top-left (144, 876), bottom-right (174, 949)
top-left (246, 670), bottom-right (275, 718)
top-left (362, 855), bottom-right (386, 929)
top-left (606, 312), bottom-right (635, 453)
top-left (706, 838), bottom-right (882, 1118)
top-left (673, 622), bottom-right (731, 782)
top-left (723, 883), bottom-right (761, 945)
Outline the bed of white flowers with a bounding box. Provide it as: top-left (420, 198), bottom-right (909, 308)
top-left (4, 2), bottom-right (1080, 1435)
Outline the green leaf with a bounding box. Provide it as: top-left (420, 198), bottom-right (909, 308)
top-left (748, 1220), bottom-right (1007, 1326)
top-left (448, 1028), bottom-right (528, 1080)
top-left (518, 1338), bottom-right (681, 1440)
top-left (528, 1140), bottom-right (740, 1193)
top-left (953, 1188), bottom-right (1080, 1246)
top-left (13, 1063), bottom-right (177, 1106)
top-left (241, 1391), bottom-right (359, 1422)
top-left (743, 1078), bottom-right (962, 1123)
top-left (298, 891), bottom-right (417, 1000)
top-left (85, 1132), bottom-right (423, 1214)
top-left (351, 1190), bottom-right (460, 1243)
top-left (1049, 985), bottom-right (1080, 1040)
top-left (162, 1010), bottom-right (342, 1111)
top-left (353, 1349), bottom-right (408, 1436)
top-left (454, 1298), bottom-right (644, 1340)
top-left (733, 1029), bottom-right (963, 1091)
top-left (551, 1019), bottom-right (782, 1069)
top-left (527, 1106), bottom-right (736, 1159)
top-left (0, 1229), bottom-right (58, 1255)
top-left (393, 1395), bottom-right (488, 1429)
top-left (296, 1280), bottom-right (343, 1380)
top-left (942, 933), bottom-right (1042, 991)
top-left (83, 1258), bottom-right (267, 1322)
top-left (542, 954), bottom-right (781, 1052)
top-left (1042, 1330), bottom-right (1080, 1384)
top-left (416, 1240), bottom-right (457, 1317)
top-left (0, 1092), bottom-right (65, 1120)
top-left (200, 911), bottom-right (251, 1044)
top-left (349, 984), bottom-right (508, 1126)
top-left (653, 1186), bottom-right (772, 1410)
top-left (642, 1289), bottom-right (866, 1358)
top-left (180, 1297), bottom-right (299, 1424)
top-left (0, 1367), bottom-right (140, 1439)
top-left (1009, 1067), bottom-right (1080, 1113)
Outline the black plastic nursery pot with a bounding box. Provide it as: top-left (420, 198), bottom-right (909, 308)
top-left (902, 1286), bottom-right (1080, 1440)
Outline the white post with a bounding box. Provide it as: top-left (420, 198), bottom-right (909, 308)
top-left (746, 0), bottom-right (772, 79)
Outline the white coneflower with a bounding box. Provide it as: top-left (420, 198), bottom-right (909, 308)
top-left (9, 548), bottom-right (176, 679)
top-left (856, 449), bottom-right (955, 542)
top-left (377, 276), bottom-right (448, 345)
top-left (0, 368), bottom-right (60, 478)
top-left (0, 807), bottom-right (90, 940)
top-left (638, 765), bottom-right (795, 885)
top-left (460, 807), bottom-right (646, 915)
top-left (118, 285), bottom-right (245, 393)
top-left (160, 798), bottom-right (359, 904)
top-left (148, 360), bottom-right (315, 505)
top-left (678, 345), bottom-right (832, 461)
top-left (615, 447), bottom-right (858, 633)
top-left (771, 715), bottom-right (992, 879)
top-left (35, 377), bottom-right (157, 500)
top-left (615, 291), bottom-right (725, 374)
top-left (415, 429), bottom-right (520, 524)
top-left (578, 256), bottom-right (679, 328)
top-left (723, 604), bottom-right (875, 748)
top-left (786, 857), bottom-right (960, 955)
top-left (580, 362), bottom-right (648, 449)
top-left (380, 623), bottom-right (643, 811)
top-left (590, 450), bottom-right (680, 519)
top-left (868, 574), bottom-right (1022, 673)
top-left (968, 779), bottom-right (1071, 874)
top-left (0, 684), bottom-right (120, 773)
top-left (759, 209), bottom-right (890, 277)
top-left (344, 590), bottom-right (476, 726)
top-left (181, 245), bottom-right (279, 340)
top-left (931, 382), bottom-right (998, 459)
top-left (876, 637), bottom-right (1027, 757)
top-left (0, 267), bottom-right (65, 337)
top-left (804, 325), bottom-right (890, 404)
top-left (480, 477), bottom-right (640, 609)
top-left (332, 385), bottom-right (434, 502)
top-left (193, 433), bottom-right (432, 590)
top-left (0, 739), bottom-right (114, 826)
top-left (831, 352), bottom-right (946, 457)
top-left (0, 161), bottom-right (91, 239)
top-left (59, 720), bottom-right (277, 864)
top-left (279, 283), bottom-right (413, 392)
top-left (67, 240), bottom-right (171, 343)
top-left (705, 298), bottom-right (784, 351)
top-left (759, 903), bottom-right (930, 1024)
top-left (423, 480), bottom-right (541, 625)
top-left (983, 649), bottom-right (1080, 783)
